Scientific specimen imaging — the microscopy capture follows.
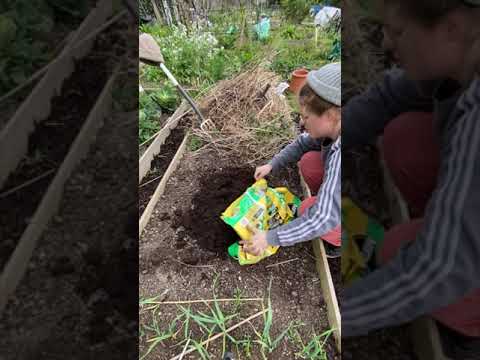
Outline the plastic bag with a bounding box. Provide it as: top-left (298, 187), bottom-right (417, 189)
top-left (253, 17), bottom-right (270, 41)
top-left (314, 6), bottom-right (340, 28)
top-left (341, 197), bottom-right (384, 284)
top-left (221, 179), bottom-right (300, 265)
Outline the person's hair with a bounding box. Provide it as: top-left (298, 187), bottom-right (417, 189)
top-left (383, 0), bottom-right (480, 82)
top-left (382, 0), bottom-right (468, 27)
top-left (298, 83), bottom-right (339, 117)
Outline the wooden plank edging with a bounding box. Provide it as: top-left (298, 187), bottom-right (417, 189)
top-left (0, 0), bottom-right (115, 188)
top-left (139, 101), bottom-right (190, 183)
top-left (299, 172), bottom-right (341, 352)
top-left (139, 132), bottom-right (190, 236)
top-left (0, 70), bottom-right (118, 314)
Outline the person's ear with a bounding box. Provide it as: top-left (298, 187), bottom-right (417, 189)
top-left (326, 107), bottom-right (340, 122)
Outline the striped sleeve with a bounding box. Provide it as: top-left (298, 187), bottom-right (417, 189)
top-left (269, 133), bottom-right (323, 172)
top-left (343, 77), bottom-right (480, 337)
top-left (266, 138), bottom-right (341, 246)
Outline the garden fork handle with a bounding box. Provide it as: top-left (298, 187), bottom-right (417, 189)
top-left (159, 63), bottom-right (206, 123)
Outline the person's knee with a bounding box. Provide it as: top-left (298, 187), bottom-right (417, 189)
top-left (382, 112), bottom-right (437, 216)
top-left (377, 219), bottom-right (424, 266)
top-left (383, 112), bottom-right (434, 174)
top-left (299, 151), bottom-right (322, 175)
top-left (299, 151), bottom-right (324, 194)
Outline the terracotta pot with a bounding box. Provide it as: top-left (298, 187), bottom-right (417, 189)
top-left (289, 68), bottom-right (309, 95)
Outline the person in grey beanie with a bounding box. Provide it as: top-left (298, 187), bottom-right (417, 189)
top-left (241, 62), bottom-right (342, 258)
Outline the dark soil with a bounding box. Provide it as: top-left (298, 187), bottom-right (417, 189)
top-left (139, 126), bottom-right (186, 218)
top-left (0, 110), bottom-right (139, 360)
top-left (173, 166), bottom-right (253, 253)
top-left (343, 327), bottom-right (417, 360)
top-left (0, 43), bottom-right (110, 273)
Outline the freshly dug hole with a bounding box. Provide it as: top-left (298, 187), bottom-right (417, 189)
top-left (172, 166), bottom-right (255, 253)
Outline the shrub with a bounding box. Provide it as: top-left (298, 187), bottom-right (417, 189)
top-left (280, 0), bottom-right (312, 24)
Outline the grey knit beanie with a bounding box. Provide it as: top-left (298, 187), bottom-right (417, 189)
top-left (307, 62), bottom-right (341, 106)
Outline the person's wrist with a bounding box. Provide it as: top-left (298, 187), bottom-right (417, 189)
top-left (266, 229), bottom-right (280, 246)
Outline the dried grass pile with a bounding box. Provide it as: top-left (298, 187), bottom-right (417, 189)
top-left (342, 0), bottom-right (385, 102)
top-left (192, 64), bottom-right (297, 163)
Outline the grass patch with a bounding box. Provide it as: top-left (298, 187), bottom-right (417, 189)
top-left (188, 134), bottom-right (205, 151)
top-left (139, 276), bottom-right (333, 359)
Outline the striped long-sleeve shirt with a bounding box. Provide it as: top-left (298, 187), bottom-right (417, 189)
top-left (343, 69), bottom-right (480, 336)
top-left (265, 134), bottom-right (341, 246)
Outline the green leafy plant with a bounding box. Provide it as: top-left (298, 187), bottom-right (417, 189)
top-left (46, 0), bottom-right (89, 18)
top-left (139, 91), bottom-right (162, 143)
top-left (280, 0), bottom-right (313, 24)
top-left (0, 0), bottom-right (88, 93)
top-left (139, 110), bottom-right (160, 144)
top-left (139, 22), bottom-right (265, 97)
top-left (150, 83), bottom-right (178, 112)
top-left (288, 327), bottom-right (335, 360)
top-left (281, 24), bottom-right (302, 40)
top-left (271, 45), bottom-right (324, 80)
top-left (188, 134), bottom-right (205, 151)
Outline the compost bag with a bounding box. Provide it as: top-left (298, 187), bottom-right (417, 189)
top-left (341, 197), bottom-right (385, 284)
top-left (221, 179), bottom-right (300, 265)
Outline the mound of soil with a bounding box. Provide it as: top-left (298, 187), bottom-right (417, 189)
top-left (173, 166), bottom-right (255, 253)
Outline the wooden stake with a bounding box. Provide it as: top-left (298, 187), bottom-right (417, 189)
top-left (147, 297), bottom-right (263, 305)
top-left (0, 169), bottom-right (56, 199)
top-left (151, 0), bottom-right (162, 22)
top-left (265, 257), bottom-right (299, 268)
top-left (178, 338), bottom-right (191, 360)
top-left (139, 173), bottom-right (164, 188)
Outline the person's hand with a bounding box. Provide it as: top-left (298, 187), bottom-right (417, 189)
top-left (254, 164), bottom-right (272, 180)
top-left (240, 225), bottom-right (268, 256)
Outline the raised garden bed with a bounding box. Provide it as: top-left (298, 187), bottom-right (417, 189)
top-left (139, 125), bottom-right (187, 219)
top-left (0, 3), bottom-right (121, 313)
top-left (139, 101), bottom-right (190, 177)
top-left (139, 146), bottom-right (340, 359)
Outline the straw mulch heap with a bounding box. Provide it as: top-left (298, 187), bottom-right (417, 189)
top-left (193, 65), bottom-right (296, 163)
top-left (342, 0), bottom-right (385, 102)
